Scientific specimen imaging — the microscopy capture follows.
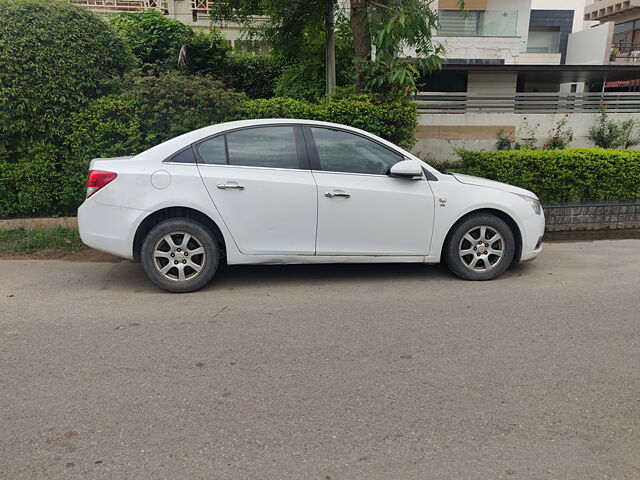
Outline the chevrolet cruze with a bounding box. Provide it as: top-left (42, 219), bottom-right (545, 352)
top-left (78, 119), bottom-right (544, 292)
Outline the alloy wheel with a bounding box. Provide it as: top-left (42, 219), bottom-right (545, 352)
top-left (153, 231), bottom-right (206, 282)
top-left (458, 225), bottom-right (505, 272)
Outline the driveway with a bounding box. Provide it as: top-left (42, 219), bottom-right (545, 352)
top-left (1, 240), bottom-right (639, 480)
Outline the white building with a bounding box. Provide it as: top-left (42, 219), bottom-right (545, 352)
top-left (413, 0), bottom-right (640, 159)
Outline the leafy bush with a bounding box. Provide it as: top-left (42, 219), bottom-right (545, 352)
top-left (272, 18), bottom-right (355, 101)
top-left (229, 94), bottom-right (418, 148)
top-left (589, 106), bottom-right (640, 149)
top-left (124, 73), bottom-right (247, 146)
top-left (543, 118), bottom-right (573, 150)
top-left (109, 10), bottom-right (192, 73)
top-left (454, 149), bottom-right (640, 204)
top-left (222, 55), bottom-right (285, 99)
top-left (496, 129), bottom-right (515, 151)
top-left (0, 73), bottom-right (247, 218)
top-left (0, 0), bottom-right (133, 149)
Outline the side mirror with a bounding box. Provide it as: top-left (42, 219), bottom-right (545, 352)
top-left (389, 160), bottom-right (424, 180)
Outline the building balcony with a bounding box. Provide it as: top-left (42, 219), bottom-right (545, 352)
top-left (68, 0), bottom-right (164, 13)
top-left (610, 42), bottom-right (640, 63)
top-left (584, 0), bottom-right (640, 22)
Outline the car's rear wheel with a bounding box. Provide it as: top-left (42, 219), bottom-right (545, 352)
top-left (141, 218), bottom-right (219, 293)
top-left (445, 213), bottom-right (515, 281)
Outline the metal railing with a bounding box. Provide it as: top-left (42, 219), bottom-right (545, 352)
top-left (68, 0), bottom-right (163, 12)
top-left (610, 43), bottom-right (640, 63)
top-left (414, 92), bottom-right (640, 113)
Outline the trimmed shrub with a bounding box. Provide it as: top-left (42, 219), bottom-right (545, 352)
top-left (109, 10), bottom-right (192, 73)
top-left (455, 149), bottom-right (640, 204)
top-left (229, 94), bottom-right (418, 148)
top-left (124, 73), bottom-right (247, 146)
top-left (222, 55), bottom-right (285, 99)
top-left (0, 0), bottom-right (133, 148)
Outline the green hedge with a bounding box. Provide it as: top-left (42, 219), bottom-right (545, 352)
top-left (454, 149), bottom-right (640, 204)
top-left (0, 79), bottom-right (417, 218)
top-left (229, 94), bottom-right (418, 149)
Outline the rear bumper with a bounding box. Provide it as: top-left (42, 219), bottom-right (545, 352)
top-left (519, 212), bottom-right (545, 262)
top-left (78, 197), bottom-right (147, 260)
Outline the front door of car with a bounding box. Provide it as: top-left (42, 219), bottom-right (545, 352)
top-left (305, 126), bottom-right (435, 256)
top-left (196, 125), bottom-right (317, 255)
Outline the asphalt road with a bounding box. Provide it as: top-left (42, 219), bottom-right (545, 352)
top-left (1, 239), bottom-right (639, 480)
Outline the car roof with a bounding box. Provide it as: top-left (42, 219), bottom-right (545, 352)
top-left (136, 119), bottom-right (411, 161)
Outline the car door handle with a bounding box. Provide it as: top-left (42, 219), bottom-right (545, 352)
top-left (325, 192), bottom-right (350, 198)
top-left (217, 183), bottom-right (245, 190)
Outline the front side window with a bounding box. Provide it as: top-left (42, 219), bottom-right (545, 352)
top-left (311, 127), bottom-right (403, 175)
top-left (226, 126), bottom-right (299, 169)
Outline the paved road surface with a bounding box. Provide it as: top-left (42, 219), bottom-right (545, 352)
top-left (1, 240), bottom-right (639, 479)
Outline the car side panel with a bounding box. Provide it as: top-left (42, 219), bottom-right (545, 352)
top-left (78, 157), bottom-right (242, 261)
top-left (428, 176), bottom-right (541, 262)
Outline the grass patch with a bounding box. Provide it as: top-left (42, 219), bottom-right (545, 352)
top-left (0, 226), bottom-right (86, 254)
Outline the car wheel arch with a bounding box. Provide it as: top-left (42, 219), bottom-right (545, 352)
top-left (441, 208), bottom-right (523, 263)
top-left (133, 206), bottom-right (227, 262)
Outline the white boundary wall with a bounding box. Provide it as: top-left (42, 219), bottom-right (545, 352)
top-left (413, 112), bottom-right (640, 161)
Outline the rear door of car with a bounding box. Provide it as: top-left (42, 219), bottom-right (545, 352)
top-left (196, 125), bottom-right (317, 255)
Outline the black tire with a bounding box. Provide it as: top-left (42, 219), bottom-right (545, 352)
top-left (141, 218), bottom-right (219, 293)
top-left (445, 213), bottom-right (515, 281)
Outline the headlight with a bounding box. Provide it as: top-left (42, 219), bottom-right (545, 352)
top-left (516, 194), bottom-right (542, 215)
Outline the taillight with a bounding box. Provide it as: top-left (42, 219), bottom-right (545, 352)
top-left (86, 170), bottom-right (117, 198)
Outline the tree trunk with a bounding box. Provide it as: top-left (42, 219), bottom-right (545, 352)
top-left (350, 0), bottom-right (371, 92)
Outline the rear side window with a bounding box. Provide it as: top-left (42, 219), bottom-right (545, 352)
top-left (196, 135), bottom-right (226, 165)
top-left (226, 126), bottom-right (299, 169)
top-left (168, 147), bottom-right (197, 164)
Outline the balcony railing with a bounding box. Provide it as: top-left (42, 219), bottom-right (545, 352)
top-left (414, 92), bottom-right (640, 113)
top-left (610, 43), bottom-right (640, 63)
top-left (437, 10), bottom-right (519, 37)
top-left (68, 0), bottom-right (163, 12)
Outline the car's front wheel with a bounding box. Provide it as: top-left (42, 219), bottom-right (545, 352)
top-left (141, 218), bottom-right (219, 293)
top-left (445, 213), bottom-right (515, 281)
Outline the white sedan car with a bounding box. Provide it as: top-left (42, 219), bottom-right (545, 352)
top-left (78, 119), bottom-right (544, 292)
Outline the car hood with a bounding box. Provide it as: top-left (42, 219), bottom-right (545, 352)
top-left (451, 173), bottom-right (538, 199)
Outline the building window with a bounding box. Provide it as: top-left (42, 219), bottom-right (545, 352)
top-left (527, 27), bottom-right (561, 53)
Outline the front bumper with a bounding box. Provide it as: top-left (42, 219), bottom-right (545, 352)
top-left (518, 211), bottom-right (545, 262)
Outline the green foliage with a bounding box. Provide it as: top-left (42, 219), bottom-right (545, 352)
top-left (543, 118), bottom-right (573, 150)
top-left (210, 0), bottom-right (328, 61)
top-left (124, 73), bottom-right (247, 146)
top-left (0, 73), bottom-right (247, 218)
top-left (589, 105), bottom-right (640, 149)
top-left (109, 10), bottom-right (283, 99)
top-left (618, 119), bottom-right (640, 149)
top-left (229, 94), bottom-right (418, 148)
top-left (223, 55), bottom-right (285, 99)
top-left (366, 1), bottom-right (443, 95)
top-left (273, 16), bottom-right (354, 101)
top-left (496, 129), bottom-right (515, 151)
top-left (0, 226), bottom-right (85, 254)
top-left (180, 29), bottom-right (233, 76)
top-left (0, 0), bottom-right (133, 149)
top-left (455, 149), bottom-right (640, 204)
top-left (109, 10), bottom-right (192, 73)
